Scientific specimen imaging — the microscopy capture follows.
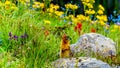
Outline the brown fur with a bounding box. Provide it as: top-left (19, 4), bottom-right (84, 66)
top-left (60, 34), bottom-right (71, 58)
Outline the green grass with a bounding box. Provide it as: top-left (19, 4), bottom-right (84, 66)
top-left (0, 2), bottom-right (120, 68)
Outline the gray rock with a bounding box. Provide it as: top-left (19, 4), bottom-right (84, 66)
top-left (70, 33), bottom-right (116, 57)
top-left (111, 65), bottom-right (120, 68)
top-left (52, 57), bottom-right (111, 68)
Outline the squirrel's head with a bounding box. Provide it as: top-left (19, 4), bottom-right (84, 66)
top-left (62, 34), bottom-right (70, 44)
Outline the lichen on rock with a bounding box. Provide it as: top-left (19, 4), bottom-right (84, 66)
top-left (70, 33), bottom-right (116, 57)
top-left (52, 57), bottom-right (111, 68)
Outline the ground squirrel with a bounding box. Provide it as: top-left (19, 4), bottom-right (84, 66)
top-left (60, 34), bottom-right (71, 58)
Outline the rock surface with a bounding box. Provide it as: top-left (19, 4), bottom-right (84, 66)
top-left (70, 33), bottom-right (116, 57)
top-left (52, 57), bottom-right (111, 68)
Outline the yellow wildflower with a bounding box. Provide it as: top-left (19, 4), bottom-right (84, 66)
top-left (68, 15), bottom-right (74, 19)
top-left (55, 11), bottom-right (64, 17)
top-left (82, 0), bottom-right (90, 3)
top-left (5, 1), bottom-right (11, 5)
top-left (54, 5), bottom-right (59, 10)
top-left (47, 8), bottom-right (54, 13)
top-left (39, 3), bottom-right (44, 8)
top-left (85, 9), bottom-right (95, 14)
top-left (82, 0), bottom-right (95, 3)
top-left (85, 16), bottom-right (90, 21)
top-left (91, 10), bottom-right (95, 14)
top-left (33, 2), bottom-right (42, 9)
top-left (44, 20), bottom-right (51, 24)
top-left (86, 0), bottom-right (90, 2)
top-left (50, 3), bottom-right (54, 8)
top-left (72, 4), bottom-right (78, 10)
top-left (114, 25), bottom-right (119, 29)
top-left (102, 15), bottom-right (108, 21)
top-left (18, 0), bottom-right (26, 4)
top-left (96, 15), bottom-right (107, 22)
top-left (50, 4), bottom-right (59, 10)
top-left (72, 17), bottom-right (78, 23)
top-left (82, 2), bottom-right (87, 5)
top-left (87, 3), bottom-right (93, 8)
top-left (33, 2), bottom-right (44, 9)
top-left (99, 5), bottom-right (104, 11)
top-left (65, 3), bottom-right (78, 10)
top-left (34, 2), bottom-right (41, 5)
top-left (99, 21), bottom-right (106, 26)
top-left (98, 10), bottom-right (103, 14)
top-left (65, 3), bottom-right (71, 9)
top-left (77, 14), bottom-right (86, 21)
top-left (96, 15), bottom-right (100, 19)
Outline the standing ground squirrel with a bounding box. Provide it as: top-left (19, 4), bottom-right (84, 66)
top-left (60, 34), bottom-right (71, 58)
